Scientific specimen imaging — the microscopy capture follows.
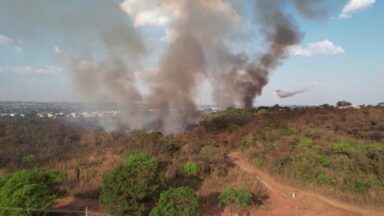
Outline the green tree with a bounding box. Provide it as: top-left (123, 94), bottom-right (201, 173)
top-left (150, 186), bottom-right (200, 216)
top-left (219, 187), bottom-right (252, 216)
top-left (183, 161), bottom-right (199, 177)
top-left (336, 100), bottom-right (352, 107)
top-left (99, 153), bottom-right (164, 215)
top-left (0, 169), bottom-right (66, 216)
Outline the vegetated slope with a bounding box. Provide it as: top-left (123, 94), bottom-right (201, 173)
top-left (201, 107), bottom-right (384, 205)
top-left (0, 107), bottom-right (383, 215)
top-left (230, 151), bottom-right (384, 216)
top-left (0, 116), bottom-right (267, 215)
top-left (0, 118), bottom-right (81, 170)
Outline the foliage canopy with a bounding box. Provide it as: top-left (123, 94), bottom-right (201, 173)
top-left (219, 187), bottom-right (252, 209)
top-left (150, 186), bottom-right (200, 216)
top-left (183, 161), bottom-right (199, 177)
top-left (0, 169), bottom-right (66, 216)
top-left (99, 153), bottom-right (164, 215)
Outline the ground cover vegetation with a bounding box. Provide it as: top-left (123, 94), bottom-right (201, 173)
top-left (0, 106), bottom-right (383, 214)
top-left (202, 107), bottom-right (384, 204)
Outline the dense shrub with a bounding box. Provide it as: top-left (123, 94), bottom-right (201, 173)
top-left (242, 134), bottom-right (256, 146)
top-left (336, 100), bottom-right (352, 107)
top-left (183, 161), bottom-right (199, 177)
top-left (0, 118), bottom-right (81, 170)
top-left (199, 145), bottom-right (224, 163)
top-left (126, 130), bottom-right (162, 154)
top-left (331, 141), bottom-right (358, 155)
top-left (238, 108), bottom-right (384, 199)
top-left (160, 139), bottom-right (180, 156)
top-left (0, 169), bottom-right (66, 216)
top-left (201, 109), bottom-right (254, 130)
top-left (298, 137), bottom-right (312, 148)
top-left (150, 187), bottom-right (200, 216)
top-left (99, 153), bottom-right (164, 215)
top-left (219, 187), bottom-right (252, 214)
top-left (199, 145), bottom-right (228, 176)
top-left (316, 172), bottom-right (330, 185)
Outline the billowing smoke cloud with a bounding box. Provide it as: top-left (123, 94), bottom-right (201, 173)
top-left (233, 0), bottom-right (332, 108)
top-left (292, 0), bottom-right (331, 19)
top-left (1, 0), bottom-right (332, 133)
top-left (233, 0), bottom-right (303, 108)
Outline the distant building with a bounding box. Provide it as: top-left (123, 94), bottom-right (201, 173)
top-left (338, 105), bottom-right (361, 110)
top-left (55, 112), bottom-right (65, 118)
top-left (66, 112), bottom-right (77, 118)
top-left (210, 107), bottom-right (221, 113)
top-left (378, 102), bottom-right (384, 107)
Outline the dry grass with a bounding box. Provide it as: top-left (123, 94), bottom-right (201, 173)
top-left (199, 167), bottom-right (268, 199)
top-left (1, 107), bottom-right (383, 209)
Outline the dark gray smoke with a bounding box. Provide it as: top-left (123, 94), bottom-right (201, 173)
top-left (231, 0), bottom-right (331, 108)
top-left (235, 0), bottom-right (302, 107)
top-left (0, 0), bottom-right (332, 133)
top-left (0, 0), bottom-right (145, 54)
top-left (292, 0), bottom-right (331, 19)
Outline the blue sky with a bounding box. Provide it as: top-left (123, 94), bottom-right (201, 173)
top-left (0, 0), bottom-right (383, 106)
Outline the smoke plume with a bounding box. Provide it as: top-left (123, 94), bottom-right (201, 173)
top-left (0, 0), bottom-right (332, 133)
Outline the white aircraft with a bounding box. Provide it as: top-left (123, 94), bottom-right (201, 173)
top-left (275, 89), bottom-right (306, 98)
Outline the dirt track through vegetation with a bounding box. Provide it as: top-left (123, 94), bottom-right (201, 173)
top-left (229, 152), bottom-right (384, 216)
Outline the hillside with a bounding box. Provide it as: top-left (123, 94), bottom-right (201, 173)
top-left (202, 107), bottom-right (384, 204)
top-left (0, 107), bottom-right (383, 215)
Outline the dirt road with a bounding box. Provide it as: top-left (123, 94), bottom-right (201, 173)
top-left (229, 152), bottom-right (384, 216)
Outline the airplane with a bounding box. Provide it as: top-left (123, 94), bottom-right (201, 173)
top-left (275, 89), bottom-right (305, 98)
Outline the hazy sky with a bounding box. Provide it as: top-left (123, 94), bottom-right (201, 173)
top-left (0, 0), bottom-right (383, 106)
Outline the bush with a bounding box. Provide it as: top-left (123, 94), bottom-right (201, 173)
top-left (201, 109), bottom-right (254, 130)
top-left (0, 169), bottom-right (66, 216)
top-left (298, 137), bottom-right (312, 148)
top-left (348, 179), bottom-right (371, 193)
top-left (199, 145), bottom-right (224, 163)
top-left (99, 153), bottom-right (164, 215)
top-left (336, 100), bottom-right (352, 107)
top-left (183, 161), bottom-right (199, 177)
top-left (219, 187), bottom-right (252, 214)
top-left (150, 187), bottom-right (200, 216)
top-left (242, 134), bottom-right (256, 146)
top-left (331, 141), bottom-right (358, 155)
top-left (160, 139), bottom-right (180, 156)
top-left (316, 172), bottom-right (330, 185)
top-left (318, 156), bottom-right (332, 168)
top-left (199, 145), bottom-right (228, 176)
top-left (21, 154), bottom-right (36, 165)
